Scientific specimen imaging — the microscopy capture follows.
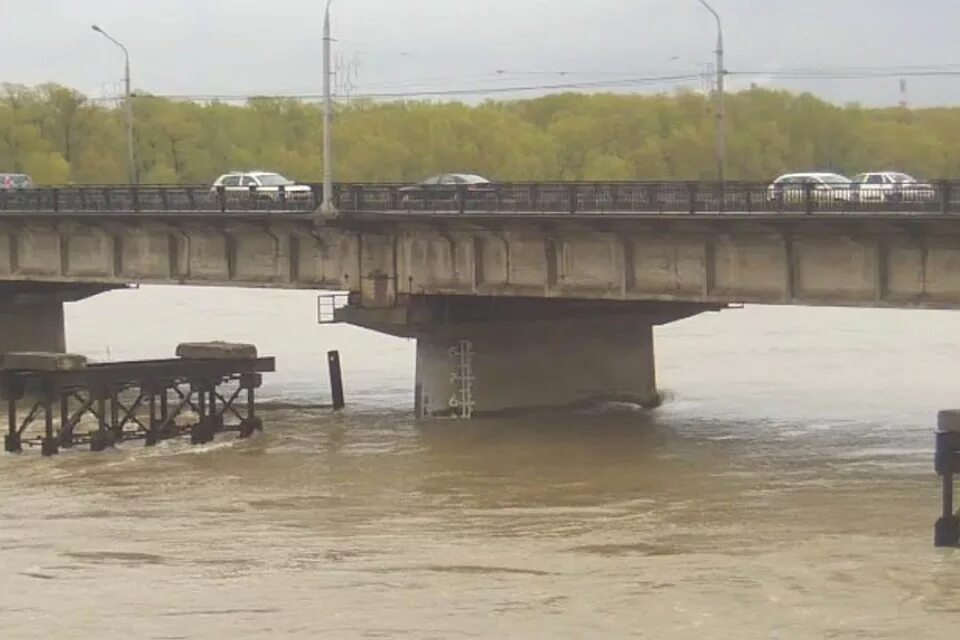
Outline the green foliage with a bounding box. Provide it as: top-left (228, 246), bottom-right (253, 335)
top-left (0, 82), bottom-right (957, 184)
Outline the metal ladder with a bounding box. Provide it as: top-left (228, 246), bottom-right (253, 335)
top-left (448, 340), bottom-right (475, 419)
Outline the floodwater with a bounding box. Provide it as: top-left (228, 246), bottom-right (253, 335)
top-left (1, 287), bottom-right (958, 638)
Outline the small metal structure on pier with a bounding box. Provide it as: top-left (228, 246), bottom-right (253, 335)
top-left (936, 410), bottom-right (960, 547)
top-left (1, 343), bottom-right (275, 456)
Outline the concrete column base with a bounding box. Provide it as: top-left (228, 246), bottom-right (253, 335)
top-left (415, 314), bottom-right (658, 417)
top-left (0, 301), bottom-right (66, 355)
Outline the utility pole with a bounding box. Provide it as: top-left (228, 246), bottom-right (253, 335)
top-left (92, 25), bottom-right (136, 185)
top-left (696, 1), bottom-right (725, 184)
top-left (321, 0), bottom-right (336, 215)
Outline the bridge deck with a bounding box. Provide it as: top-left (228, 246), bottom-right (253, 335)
top-left (3, 181), bottom-right (960, 311)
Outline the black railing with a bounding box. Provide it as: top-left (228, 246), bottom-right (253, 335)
top-left (0, 181), bottom-right (958, 216)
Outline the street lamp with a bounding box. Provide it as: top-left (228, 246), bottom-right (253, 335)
top-left (92, 24), bottom-right (137, 185)
top-left (695, 0), bottom-right (725, 184)
top-left (321, 0), bottom-right (336, 214)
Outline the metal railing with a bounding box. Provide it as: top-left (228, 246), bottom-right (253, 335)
top-left (0, 181), bottom-right (958, 216)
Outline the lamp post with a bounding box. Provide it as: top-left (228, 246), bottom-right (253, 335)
top-left (321, 0), bottom-right (336, 214)
top-left (92, 25), bottom-right (137, 185)
top-left (695, 0), bottom-right (725, 184)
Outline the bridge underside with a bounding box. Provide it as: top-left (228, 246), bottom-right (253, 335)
top-left (339, 296), bottom-right (720, 417)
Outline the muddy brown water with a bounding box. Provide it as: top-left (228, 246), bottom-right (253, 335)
top-left (1, 287), bottom-right (958, 638)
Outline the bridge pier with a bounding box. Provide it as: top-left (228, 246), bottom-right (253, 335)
top-left (414, 314), bottom-right (660, 417)
top-left (0, 284), bottom-right (119, 356)
top-left (336, 295), bottom-right (719, 418)
top-left (0, 301), bottom-right (66, 355)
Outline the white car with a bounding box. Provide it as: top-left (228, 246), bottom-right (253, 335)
top-left (767, 172), bottom-right (854, 204)
top-left (211, 171), bottom-right (312, 201)
top-left (851, 171), bottom-right (936, 203)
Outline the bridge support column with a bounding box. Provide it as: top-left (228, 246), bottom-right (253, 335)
top-left (0, 301), bottom-right (66, 355)
top-left (414, 314), bottom-right (659, 417)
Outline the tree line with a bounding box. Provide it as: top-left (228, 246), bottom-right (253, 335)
top-left (0, 83), bottom-right (957, 185)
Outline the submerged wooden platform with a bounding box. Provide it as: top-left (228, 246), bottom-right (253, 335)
top-left (1, 344), bottom-right (275, 456)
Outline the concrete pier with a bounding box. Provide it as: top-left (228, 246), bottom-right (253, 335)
top-left (0, 301), bottom-right (65, 355)
top-left (0, 284), bottom-right (118, 356)
top-left (415, 314), bottom-right (659, 417)
top-left (337, 296), bottom-right (716, 417)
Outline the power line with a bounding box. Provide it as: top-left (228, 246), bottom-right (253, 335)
top-left (87, 72), bottom-right (705, 103)
top-left (81, 64), bottom-right (960, 105)
top-left (732, 66), bottom-right (960, 80)
top-left (349, 73), bottom-right (705, 98)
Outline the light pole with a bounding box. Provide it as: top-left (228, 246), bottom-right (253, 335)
top-left (321, 0), bottom-right (336, 214)
top-left (92, 24), bottom-right (137, 185)
top-left (695, 0), bottom-right (725, 184)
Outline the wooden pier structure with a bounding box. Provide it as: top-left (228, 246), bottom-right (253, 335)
top-left (1, 344), bottom-right (275, 456)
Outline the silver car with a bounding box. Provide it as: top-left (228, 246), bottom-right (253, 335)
top-left (851, 171), bottom-right (936, 203)
top-left (767, 172), bottom-right (854, 204)
top-left (0, 173), bottom-right (33, 190)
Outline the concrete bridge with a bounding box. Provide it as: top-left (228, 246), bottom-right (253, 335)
top-left (2, 181), bottom-right (960, 416)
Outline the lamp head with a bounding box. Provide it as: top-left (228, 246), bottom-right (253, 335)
top-left (91, 24), bottom-right (103, 33)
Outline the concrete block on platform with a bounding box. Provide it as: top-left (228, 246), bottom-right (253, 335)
top-left (2, 351), bottom-right (88, 371)
top-left (938, 410), bottom-right (960, 434)
top-left (176, 342), bottom-right (258, 360)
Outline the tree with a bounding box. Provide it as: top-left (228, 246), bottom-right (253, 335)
top-left (1, 83), bottom-right (959, 184)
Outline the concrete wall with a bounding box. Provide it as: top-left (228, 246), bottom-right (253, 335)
top-left (2, 214), bottom-right (960, 309)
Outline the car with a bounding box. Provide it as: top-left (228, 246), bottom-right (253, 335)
top-left (402, 173), bottom-right (492, 189)
top-left (211, 171), bottom-right (312, 202)
top-left (399, 174), bottom-right (495, 206)
top-left (850, 171), bottom-right (936, 203)
top-left (0, 173), bottom-right (33, 190)
top-left (767, 172), bottom-right (854, 204)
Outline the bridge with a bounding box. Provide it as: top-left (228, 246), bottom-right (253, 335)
top-left (2, 180), bottom-right (960, 416)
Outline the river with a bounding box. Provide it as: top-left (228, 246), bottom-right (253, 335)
top-left (0, 287), bottom-right (958, 638)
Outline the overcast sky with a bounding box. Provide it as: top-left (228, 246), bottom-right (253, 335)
top-left (0, 0), bottom-right (958, 106)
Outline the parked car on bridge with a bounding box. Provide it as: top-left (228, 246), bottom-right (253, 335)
top-left (850, 171), bottom-right (936, 203)
top-left (767, 172), bottom-right (854, 204)
top-left (0, 173), bottom-right (33, 190)
top-left (399, 174), bottom-right (495, 207)
top-left (211, 171), bottom-right (312, 202)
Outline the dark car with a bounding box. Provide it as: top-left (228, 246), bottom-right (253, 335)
top-left (0, 173), bottom-right (33, 190)
top-left (399, 173), bottom-right (495, 209)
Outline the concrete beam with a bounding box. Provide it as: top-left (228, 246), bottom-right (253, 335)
top-left (3, 213), bottom-right (960, 308)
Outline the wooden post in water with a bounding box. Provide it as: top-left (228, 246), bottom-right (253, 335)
top-left (41, 395), bottom-right (57, 457)
top-left (935, 410), bottom-right (960, 547)
top-left (5, 396), bottom-right (21, 454)
top-left (328, 350), bottom-right (345, 411)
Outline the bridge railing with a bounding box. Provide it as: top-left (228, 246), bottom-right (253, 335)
top-left (0, 184), bottom-right (324, 214)
top-left (0, 181), bottom-right (958, 215)
top-left (370, 181), bottom-right (958, 215)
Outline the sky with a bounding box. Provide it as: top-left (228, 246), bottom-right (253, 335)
top-left (0, 0), bottom-right (958, 106)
